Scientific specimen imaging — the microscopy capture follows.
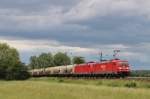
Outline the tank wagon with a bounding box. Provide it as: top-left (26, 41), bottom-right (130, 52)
top-left (30, 59), bottom-right (130, 78)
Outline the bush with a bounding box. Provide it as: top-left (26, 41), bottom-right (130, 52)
top-left (124, 82), bottom-right (137, 88)
top-left (5, 62), bottom-right (30, 80)
top-left (96, 81), bottom-right (103, 86)
top-left (107, 82), bottom-right (120, 87)
top-left (58, 79), bottom-right (64, 83)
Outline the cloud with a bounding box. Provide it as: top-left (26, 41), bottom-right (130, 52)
top-left (0, 36), bottom-right (96, 53)
top-left (0, 0), bottom-right (150, 69)
top-left (0, 36), bottom-right (98, 63)
top-left (0, 0), bottom-right (150, 46)
top-left (1, 35), bottom-right (150, 69)
top-left (65, 0), bottom-right (150, 22)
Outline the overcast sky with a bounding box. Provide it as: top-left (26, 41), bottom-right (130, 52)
top-left (0, 0), bottom-right (150, 69)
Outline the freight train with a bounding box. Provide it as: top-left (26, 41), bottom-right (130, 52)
top-left (30, 59), bottom-right (130, 78)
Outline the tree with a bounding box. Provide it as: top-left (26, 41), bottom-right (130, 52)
top-left (0, 43), bottom-right (30, 80)
top-left (38, 53), bottom-right (54, 68)
top-left (30, 56), bottom-right (38, 69)
top-left (29, 53), bottom-right (54, 69)
top-left (53, 52), bottom-right (71, 66)
top-left (73, 56), bottom-right (85, 64)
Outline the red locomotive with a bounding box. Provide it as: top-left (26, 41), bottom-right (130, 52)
top-left (31, 50), bottom-right (130, 78)
top-left (74, 59), bottom-right (130, 77)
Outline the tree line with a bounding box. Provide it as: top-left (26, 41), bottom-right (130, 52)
top-left (29, 52), bottom-right (85, 69)
top-left (0, 42), bottom-right (85, 80)
top-left (131, 70), bottom-right (150, 77)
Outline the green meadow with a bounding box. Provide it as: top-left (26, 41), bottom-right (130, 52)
top-left (0, 77), bottom-right (150, 99)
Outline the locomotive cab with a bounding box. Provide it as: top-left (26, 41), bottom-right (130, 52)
top-left (118, 61), bottom-right (129, 68)
top-left (115, 60), bottom-right (130, 77)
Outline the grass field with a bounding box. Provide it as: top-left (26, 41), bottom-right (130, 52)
top-left (0, 78), bottom-right (150, 99)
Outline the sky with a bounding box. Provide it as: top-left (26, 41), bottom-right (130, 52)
top-left (0, 0), bottom-right (150, 69)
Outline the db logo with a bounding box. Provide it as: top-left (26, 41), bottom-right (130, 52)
top-left (101, 65), bottom-right (106, 70)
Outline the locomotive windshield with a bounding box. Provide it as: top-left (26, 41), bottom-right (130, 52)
top-left (118, 62), bottom-right (129, 66)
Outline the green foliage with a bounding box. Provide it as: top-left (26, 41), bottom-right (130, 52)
top-left (58, 79), bottom-right (64, 83)
top-left (53, 52), bottom-right (71, 66)
top-left (5, 62), bottom-right (30, 80)
top-left (30, 56), bottom-right (38, 69)
top-left (30, 53), bottom-right (54, 69)
top-left (73, 56), bottom-right (85, 64)
top-left (131, 70), bottom-right (150, 77)
top-left (125, 82), bottom-right (137, 88)
top-left (29, 52), bottom-right (87, 68)
top-left (0, 43), bottom-right (30, 80)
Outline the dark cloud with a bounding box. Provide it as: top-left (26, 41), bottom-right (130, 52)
top-left (1, 15), bottom-right (150, 47)
top-left (0, 0), bottom-right (79, 10)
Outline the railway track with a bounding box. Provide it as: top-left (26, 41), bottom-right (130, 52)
top-left (32, 74), bottom-right (150, 82)
top-left (126, 77), bottom-right (150, 81)
top-left (63, 76), bottom-right (150, 82)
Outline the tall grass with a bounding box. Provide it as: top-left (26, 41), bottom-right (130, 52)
top-left (0, 78), bottom-right (150, 99)
top-left (30, 77), bottom-right (150, 88)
